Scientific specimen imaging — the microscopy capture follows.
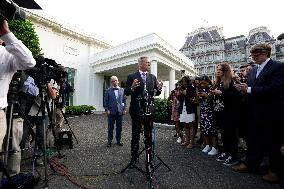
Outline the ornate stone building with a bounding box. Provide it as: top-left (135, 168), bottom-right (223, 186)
top-left (180, 26), bottom-right (284, 80)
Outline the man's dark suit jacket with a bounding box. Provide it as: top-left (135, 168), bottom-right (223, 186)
top-left (124, 71), bottom-right (161, 117)
top-left (104, 87), bottom-right (126, 115)
top-left (247, 59), bottom-right (284, 123)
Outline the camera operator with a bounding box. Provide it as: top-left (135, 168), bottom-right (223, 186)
top-left (23, 78), bottom-right (57, 164)
top-left (54, 75), bottom-right (73, 139)
top-left (19, 72), bottom-right (39, 150)
top-left (0, 19), bottom-right (36, 176)
top-left (124, 57), bottom-right (163, 164)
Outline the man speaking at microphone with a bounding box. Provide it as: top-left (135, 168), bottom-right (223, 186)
top-left (124, 56), bottom-right (163, 164)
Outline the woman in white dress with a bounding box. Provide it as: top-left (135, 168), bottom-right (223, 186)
top-left (177, 76), bottom-right (197, 149)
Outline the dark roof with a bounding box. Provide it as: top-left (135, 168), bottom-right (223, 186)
top-left (237, 40), bottom-right (246, 48)
top-left (209, 30), bottom-right (221, 40)
top-left (226, 35), bottom-right (245, 40)
top-left (247, 32), bottom-right (273, 43)
top-left (224, 36), bottom-right (247, 50)
top-left (181, 36), bottom-right (192, 49)
top-left (181, 29), bottom-right (222, 48)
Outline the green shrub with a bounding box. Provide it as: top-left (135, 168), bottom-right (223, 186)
top-left (9, 19), bottom-right (42, 56)
top-left (65, 105), bottom-right (96, 116)
top-left (153, 98), bottom-right (172, 124)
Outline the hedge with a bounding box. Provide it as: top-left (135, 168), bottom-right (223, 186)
top-left (153, 98), bottom-right (172, 124)
top-left (65, 105), bottom-right (96, 116)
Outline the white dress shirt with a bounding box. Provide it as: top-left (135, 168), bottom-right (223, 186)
top-left (0, 32), bottom-right (36, 109)
top-left (139, 70), bottom-right (148, 83)
top-left (113, 86), bottom-right (119, 99)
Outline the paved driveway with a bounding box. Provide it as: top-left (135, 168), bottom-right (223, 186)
top-left (26, 114), bottom-right (282, 189)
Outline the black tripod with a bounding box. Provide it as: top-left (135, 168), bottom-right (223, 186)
top-left (36, 82), bottom-right (66, 189)
top-left (16, 82), bottom-right (64, 189)
top-left (59, 108), bottom-right (79, 145)
top-left (1, 87), bottom-right (47, 188)
top-left (121, 87), bottom-right (171, 186)
top-left (0, 152), bottom-right (17, 189)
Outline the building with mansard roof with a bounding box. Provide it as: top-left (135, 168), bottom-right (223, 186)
top-left (180, 26), bottom-right (284, 80)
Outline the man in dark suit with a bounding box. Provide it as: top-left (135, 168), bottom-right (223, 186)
top-left (104, 76), bottom-right (126, 147)
top-left (234, 44), bottom-right (284, 182)
top-left (124, 57), bottom-right (162, 163)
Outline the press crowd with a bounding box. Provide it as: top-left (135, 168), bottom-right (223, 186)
top-left (168, 43), bottom-right (284, 184)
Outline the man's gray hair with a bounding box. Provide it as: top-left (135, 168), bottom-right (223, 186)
top-left (111, 76), bottom-right (118, 81)
top-left (138, 56), bottom-right (149, 65)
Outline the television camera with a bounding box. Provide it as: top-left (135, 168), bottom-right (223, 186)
top-left (27, 56), bottom-right (67, 85)
top-left (0, 0), bottom-right (26, 24)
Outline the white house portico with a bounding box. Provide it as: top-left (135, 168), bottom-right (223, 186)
top-left (90, 33), bottom-right (197, 111)
top-left (22, 9), bottom-right (196, 112)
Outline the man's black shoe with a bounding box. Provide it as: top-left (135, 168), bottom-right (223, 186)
top-left (130, 158), bottom-right (138, 164)
top-left (107, 143), bottom-right (111, 147)
top-left (117, 143), bottom-right (123, 146)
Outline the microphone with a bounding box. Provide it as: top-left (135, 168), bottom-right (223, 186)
top-left (143, 81), bottom-right (147, 97)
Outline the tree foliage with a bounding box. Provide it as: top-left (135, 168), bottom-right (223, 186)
top-left (9, 19), bottom-right (42, 56)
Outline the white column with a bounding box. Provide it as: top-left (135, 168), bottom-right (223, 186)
top-left (169, 68), bottom-right (175, 92)
top-left (74, 64), bottom-right (90, 105)
top-left (150, 60), bottom-right (158, 77)
top-left (91, 73), bottom-right (104, 111)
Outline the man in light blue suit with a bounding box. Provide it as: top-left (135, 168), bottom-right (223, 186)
top-left (104, 76), bottom-right (126, 147)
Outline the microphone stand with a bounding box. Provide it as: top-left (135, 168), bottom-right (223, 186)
top-left (121, 79), bottom-right (171, 187)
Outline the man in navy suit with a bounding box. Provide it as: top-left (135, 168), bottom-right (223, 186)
top-left (124, 57), bottom-right (163, 163)
top-left (234, 44), bottom-right (284, 182)
top-left (104, 76), bottom-right (126, 147)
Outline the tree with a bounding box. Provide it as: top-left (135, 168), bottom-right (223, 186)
top-left (9, 19), bottom-right (42, 56)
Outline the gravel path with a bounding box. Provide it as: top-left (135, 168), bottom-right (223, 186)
top-left (21, 114), bottom-right (282, 189)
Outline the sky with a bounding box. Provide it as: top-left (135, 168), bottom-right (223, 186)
top-left (34, 0), bottom-right (283, 50)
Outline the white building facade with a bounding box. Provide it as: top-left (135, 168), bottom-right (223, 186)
top-left (24, 10), bottom-right (197, 111)
top-left (25, 9), bottom-right (111, 107)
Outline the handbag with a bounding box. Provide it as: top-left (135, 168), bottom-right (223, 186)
top-left (213, 83), bottom-right (224, 112)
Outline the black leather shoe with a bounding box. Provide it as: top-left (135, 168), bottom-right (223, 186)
top-left (117, 143), bottom-right (123, 146)
top-left (131, 157), bottom-right (139, 164)
top-left (129, 158), bottom-right (138, 169)
top-left (107, 143), bottom-right (111, 147)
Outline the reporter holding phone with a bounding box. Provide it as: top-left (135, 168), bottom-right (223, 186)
top-left (211, 63), bottom-right (241, 166)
